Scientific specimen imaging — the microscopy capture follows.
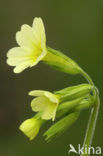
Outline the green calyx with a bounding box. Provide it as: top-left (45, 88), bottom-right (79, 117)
top-left (44, 111), bottom-right (80, 141)
top-left (43, 47), bottom-right (81, 75)
top-left (54, 84), bottom-right (94, 102)
top-left (56, 94), bottom-right (94, 118)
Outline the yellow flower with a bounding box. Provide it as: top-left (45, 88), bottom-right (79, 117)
top-left (7, 17), bottom-right (81, 75)
top-left (7, 17), bottom-right (47, 73)
top-left (19, 117), bottom-right (42, 140)
top-left (29, 90), bottom-right (59, 121)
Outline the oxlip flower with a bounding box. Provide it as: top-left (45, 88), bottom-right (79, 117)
top-left (28, 84), bottom-right (93, 121)
top-left (29, 90), bottom-right (59, 121)
top-left (7, 17), bottom-right (47, 73)
top-left (7, 17), bottom-right (82, 75)
top-left (19, 116), bottom-right (43, 140)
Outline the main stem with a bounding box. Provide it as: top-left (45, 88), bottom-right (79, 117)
top-left (82, 99), bottom-right (100, 156)
top-left (79, 68), bottom-right (100, 156)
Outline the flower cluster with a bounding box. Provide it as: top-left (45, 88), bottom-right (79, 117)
top-left (7, 17), bottom-right (98, 145)
top-left (19, 84), bottom-right (94, 140)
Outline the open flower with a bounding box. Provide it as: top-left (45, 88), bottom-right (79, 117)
top-left (7, 17), bottom-right (81, 75)
top-left (7, 17), bottom-right (47, 73)
top-left (29, 90), bottom-right (59, 121)
top-left (19, 116), bottom-right (42, 140)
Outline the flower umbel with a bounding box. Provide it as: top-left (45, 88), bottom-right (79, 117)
top-left (29, 90), bottom-right (59, 121)
top-left (6, 16), bottom-right (100, 150)
top-left (19, 116), bottom-right (42, 140)
top-left (7, 17), bottom-right (47, 73)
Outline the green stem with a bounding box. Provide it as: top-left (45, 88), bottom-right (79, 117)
top-left (81, 95), bottom-right (100, 156)
top-left (79, 68), bottom-right (100, 156)
top-left (80, 68), bottom-right (96, 99)
top-left (79, 68), bottom-right (94, 86)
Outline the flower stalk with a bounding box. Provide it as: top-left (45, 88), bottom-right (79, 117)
top-left (81, 89), bottom-right (100, 156)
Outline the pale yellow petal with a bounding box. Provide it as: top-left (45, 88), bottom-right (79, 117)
top-left (29, 90), bottom-right (45, 96)
top-left (7, 47), bottom-right (34, 66)
top-left (31, 96), bottom-right (58, 121)
top-left (7, 47), bottom-right (29, 58)
top-left (21, 25), bottom-right (39, 46)
top-left (29, 90), bottom-right (59, 103)
top-left (31, 96), bottom-right (49, 112)
top-left (16, 24), bottom-right (38, 50)
top-left (41, 29), bottom-right (46, 51)
top-left (32, 17), bottom-right (46, 44)
top-left (44, 92), bottom-right (59, 103)
top-left (13, 61), bottom-right (32, 73)
top-left (19, 118), bottom-right (41, 140)
top-left (42, 104), bottom-right (58, 121)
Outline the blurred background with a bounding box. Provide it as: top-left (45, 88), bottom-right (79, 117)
top-left (0, 0), bottom-right (103, 155)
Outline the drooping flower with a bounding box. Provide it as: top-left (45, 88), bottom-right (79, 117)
top-left (29, 90), bottom-right (59, 121)
top-left (7, 17), bottom-right (47, 73)
top-left (28, 84), bottom-right (93, 121)
top-left (7, 17), bottom-right (81, 75)
top-left (19, 116), bottom-right (43, 140)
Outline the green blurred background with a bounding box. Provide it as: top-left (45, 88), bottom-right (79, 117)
top-left (0, 0), bottom-right (103, 155)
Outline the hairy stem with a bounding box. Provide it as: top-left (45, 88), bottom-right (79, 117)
top-left (81, 95), bottom-right (100, 156)
top-left (79, 68), bottom-right (100, 156)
